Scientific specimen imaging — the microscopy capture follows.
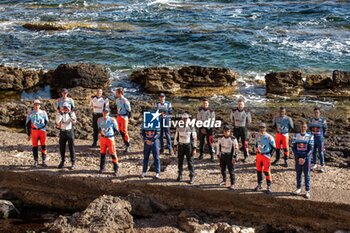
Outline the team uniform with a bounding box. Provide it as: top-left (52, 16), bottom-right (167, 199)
top-left (292, 132), bottom-right (314, 195)
top-left (217, 136), bottom-right (239, 186)
top-left (90, 95), bottom-right (109, 145)
top-left (141, 129), bottom-right (161, 176)
top-left (25, 110), bottom-right (49, 165)
top-left (255, 132), bottom-right (276, 190)
top-left (116, 96), bottom-right (131, 150)
top-left (272, 115), bottom-right (294, 165)
top-left (56, 97), bottom-right (75, 112)
top-left (56, 110), bottom-right (77, 168)
top-left (156, 101), bottom-right (173, 154)
top-left (231, 108), bottom-right (251, 161)
top-left (174, 125), bottom-right (197, 183)
top-left (97, 116), bottom-right (119, 174)
top-left (197, 107), bottom-right (215, 160)
top-left (308, 117), bottom-right (327, 169)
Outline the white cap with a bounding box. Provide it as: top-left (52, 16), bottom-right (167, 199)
top-left (33, 99), bottom-right (41, 105)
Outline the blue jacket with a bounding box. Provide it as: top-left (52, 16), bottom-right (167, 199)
top-left (292, 132), bottom-right (314, 159)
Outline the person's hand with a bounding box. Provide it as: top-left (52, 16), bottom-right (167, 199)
top-left (298, 158), bottom-right (305, 165)
top-left (146, 140), bottom-right (153, 145)
top-left (173, 147), bottom-right (177, 155)
top-left (217, 154), bottom-right (220, 159)
top-left (27, 135), bottom-right (31, 141)
top-left (192, 149), bottom-right (197, 157)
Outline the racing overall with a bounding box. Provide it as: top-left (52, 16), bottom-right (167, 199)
top-left (141, 129), bottom-right (161, 174)
top-left (231, 108), bottom-right (251, 160)
top-left (156, 101), bottom-right (173, 153)
top-left (56, 97), bottom-right (75, 112)
top-left (116, 96), bottom-right (131, 148)
top-left (273, 115), bottom-right (294, 163)
top-left (308, 117), bottom-right (327, 166)
top-left (197, 107), bottom-right (215, 160)
top-left (217, 136), bottom-right (239, 185)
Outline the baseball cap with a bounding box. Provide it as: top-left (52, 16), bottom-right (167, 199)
top-left (62, 102), bottom-right (71, 109)
top-left (223, 125), bottom-right (231, 131)
top-left (33, 99), bottom-right (41, 105)
top-left (159, 93), bottom-right (165, 97)
top-left (61, 88), bottom-right (68, 93)
top-left (103, 108), bottom-right (110, 113)
top-left (259, 122), bottom-right (267, 128)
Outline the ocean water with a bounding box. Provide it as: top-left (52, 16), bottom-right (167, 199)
top-left (0, 0), bottom-right (349, 100)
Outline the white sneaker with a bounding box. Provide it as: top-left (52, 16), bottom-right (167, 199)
top-left (320, 166), bottom-right (325, 173)
top-left (155, 173), bottom-right (160, 179)
top-left (305, 191), bottom-right (311, 199)
top-left (141, 172), bottom-right (146, 178)
top-left (311, 164), bottom-right (317, 171)
top-left (293, 188), bottom-right (302, 195)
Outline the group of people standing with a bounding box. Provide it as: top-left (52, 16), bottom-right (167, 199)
top-left (25, 89), bottom-right (327, 199)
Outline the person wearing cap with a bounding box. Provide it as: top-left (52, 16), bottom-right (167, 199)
top-left (197, 98), bottom-right (215, 161)
top-left (216, 125), bottom-right (239, 190)
top-left (231, 98), bottom-right (251, 162)
top-left (140, 123), bottom-right (161, 179)
top-left (173, 113), bottom-right (197, 184)
top-left (292, 121), bottom-right (314, 199)
top-left (90, 89), bottom-right (110, 148)
top-left (156, 93), bottom-right (173, 156)
top-left (115, 87), bottom-right (131, 153)
top-left (272, 107), bottom-right (294, 167)
top-left (97, 108), bottom-right (119, 176)
top-left (56, 102), bottom-right (77, 169)
top-left (25, 99), bottom-right (49, 167)
top-left (254, 122), bottom-right (276, 194)
top-left (56, 88), bottom-right (75, 113)
top-left (308, 107), bottom-right (327, 173)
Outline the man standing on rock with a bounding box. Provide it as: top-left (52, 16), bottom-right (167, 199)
top-left (140, 127), bottom-right (161, 179)
top-left (174, 113), bottom-right (197, 184)
top-left (156, 93), bottom-right (173, 156)
top-left (308, 107), bottom-right (328, 173)
top-left (230, 98), bottom-right (251, 162)
top-left (292, 121), bottom-right (314, 199)
top-left (197, 98), bottom-right (215, 161)
top-left (272, 107), bottom-right (294, 167)
top-left (216, 125), bottom-right (239, 190)
top-left (254, 122), bottom-right (276, 194)
top-left (56, 88), bottom-right (75, 113)
top-left (98, 109), bottom-right (119, 176)
top-left (25, 99), bottom-right (49, 167)
top-left (90, 89), bottom-right (109, 148)
top-left (115, 87), bottom-right (131, 153)
top-left (56, 102), bottom-right (77, 170)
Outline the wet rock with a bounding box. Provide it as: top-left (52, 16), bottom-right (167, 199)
top-left (333, 70), bottom-right (350, 89)
top-left (0, 200), bottom-right (20, 219)
top-left (47, 195), bottom-right (133, 233)
top-left (51, 63), bottom-right (110, 92)
top-left (305, 74), bottom-right (333, 90)
top-left (23, 22), bottom-right (137, 31)
top-left (265, 71), bottom-right (304, 96)
top-left (0, 65), bottom-right (42, 91)
top-left (130, 66), bottom-right (237, 95)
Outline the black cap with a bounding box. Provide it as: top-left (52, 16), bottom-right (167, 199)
top-left (223, 125), bottom-right (231, 131)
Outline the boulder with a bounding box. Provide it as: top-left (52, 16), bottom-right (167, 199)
top-left (51, 63), bottom-right (110, 92)
top-left (125, 193), bottom-right (168, 218)
top-left (305, 74), bottom-right (333, 90)
top-left (0, 200), bottom-right (20, 219)
top-left (333, 70), bottom-right (350, 89)
top-left (47, 195), bottom-right (134, 233)
top-left (265, 71), bottom-right (304, 96)
top-left (0, 65), bottom-right (42, 91)
top-left (130, 66), bottom-right (237, 95)
top-left (178, 211), bottom-right (217, 233)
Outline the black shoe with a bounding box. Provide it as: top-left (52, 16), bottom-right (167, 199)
top-left (243, 157), bottom-right (248, 163)
top-left (99, 169), bottom-right (105, 174)
top-left (198, 155), bottom-right (203, 160)
top-left (113, 172), bottom-right (119, 177)
top-left (210, 156), bottom-right (215, 162)
top-left (189, 176), bottom-right (195, 184)
top-left (42, 161), bottom-right (48, 167)
top-left (253, 185), bottom-right (263, 192)
top-left (176, 175), bottom-right (182, 182)
top-left (91, 142), bottom-right (97, 148)
top-left (124, 146), bottom-right (130, 153)
top-left (159, 148), bottom-right (164, 154)
top-left (33, 161), bottom-right (38, 168)
top-left (284, 160), bottom-right (289, 168)
top-left (168, 149), bottom-right (174, 156)
top-left (266, 186), bottom-right (272, 194)
top-left (271, 160), bottom-right (279, 166)
top-left (58, 161), bottom-right (64, 169)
